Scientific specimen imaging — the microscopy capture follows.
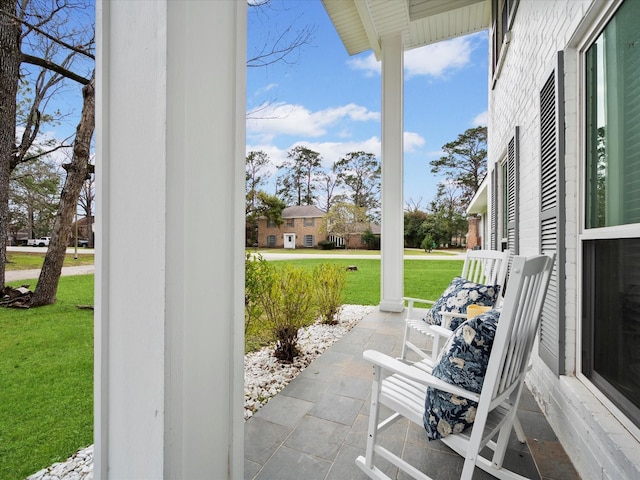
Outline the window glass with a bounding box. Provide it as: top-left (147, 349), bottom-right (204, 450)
top-left (583, 238), bottom-right (640, 425)
top-left (585, 0), bottom-right (640, 228)
top-left (304, 235), bottom-right (314, 247)
top-left (582, 0), bottom-right (640, 430)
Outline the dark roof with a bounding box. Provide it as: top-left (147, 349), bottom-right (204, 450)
top-left (282, 206), bottom-right (326, 218)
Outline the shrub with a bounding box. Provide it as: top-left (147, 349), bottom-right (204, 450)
top-left (421, 235), bottom-right (435, 252)
top-left (245, 252), bottom-right (270, 333)
top-left (317, 240), bottom-right (336, 250)
top-left (258, 264), bottom-right (316, 362)
top-left (314, 263), bottom-right (346, 325)
top-left (361, 228), bottom-right (380, 250)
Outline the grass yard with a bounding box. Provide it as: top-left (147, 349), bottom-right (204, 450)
top-left (0, 257), bottom-right (462, 478)
top-left (245, 258), bottom-right (463, 352)
top-left (5, 251), bottom-right (94, 271)
top-left (269, 258), bottom-right (462, 305)
top-left (0, 275), bottom-right (94, 480)
top-left (250, 247), bottom-right (461, 257)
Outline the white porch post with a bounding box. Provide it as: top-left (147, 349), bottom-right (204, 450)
top-left (95, 1), bottom-right (246, 478)
top-left (379, 34), bottom-right (405, 313)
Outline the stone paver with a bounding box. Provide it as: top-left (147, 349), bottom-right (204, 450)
top-left (244, 308), bottom-right (581, 480)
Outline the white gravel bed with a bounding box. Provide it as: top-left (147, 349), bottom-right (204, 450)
top-left (243, 304), bottom-right (373, 420)
top-left (26, 304), bottom-right (373, 480)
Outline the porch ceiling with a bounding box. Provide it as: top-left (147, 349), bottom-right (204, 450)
top-left (321, 0), bottom-right (490, 58)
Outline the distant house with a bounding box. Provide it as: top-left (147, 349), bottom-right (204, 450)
top-left (328, 222), bottom-right (381, 249)
top-left (69, 216), bottom-right (94, 247)
top-left (257, 205), bottom-right (326, 248)
top-left (256, 205), bottom-right (381, 249)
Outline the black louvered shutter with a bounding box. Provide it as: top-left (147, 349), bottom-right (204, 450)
top-left (539, 52), bottom-right (565, 376)
top-left (506, 128), bottom-right (519, 258)
top-left (490, 167), bottom-right (498, 250)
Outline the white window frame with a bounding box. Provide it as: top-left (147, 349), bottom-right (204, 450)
top-left (575, 0), bottom-right (640, 441)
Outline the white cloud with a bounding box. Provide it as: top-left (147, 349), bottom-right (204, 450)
top-left (471, 111), bottom-right (488, 126)
top-left (246, 102), bottom-right (380, 142)
top-left (404, 132), bottom-right (425, 152)
top-left (348, 35), bottom-right (477, 79)
top-left (256, 83), bottom-right (278, 95)
top-left (247, 137), bottom-right (382, 172)
top-left (405, 36), bottom-right (473, 78)
top-left (248, 132), bottom-right (425, 171)
top-left (347, 53), bottom-right (380, 77)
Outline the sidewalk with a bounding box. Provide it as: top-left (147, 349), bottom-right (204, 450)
top-left (5, 264), bottom-right (95, 283)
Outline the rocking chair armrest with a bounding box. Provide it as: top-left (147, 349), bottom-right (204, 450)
top-left (429, 324), bottom-right (454, 340)
top-left (403, 297), bottom-right (435, 307)
top-left (363, 349), bottom-right (481, 403)
top-left (404, 297), bottom-right (435, 320)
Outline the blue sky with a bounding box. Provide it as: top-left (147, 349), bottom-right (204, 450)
top-left (246, 0), bottom-right (489, 211)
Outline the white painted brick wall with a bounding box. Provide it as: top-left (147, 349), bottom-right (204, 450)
top-left (490, 1), bottom-right (640, 479)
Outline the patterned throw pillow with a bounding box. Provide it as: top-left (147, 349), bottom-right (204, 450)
top-left (422, 277), bottom-right (499, 327)
top-left (422, 309), bottom-right (500, 441)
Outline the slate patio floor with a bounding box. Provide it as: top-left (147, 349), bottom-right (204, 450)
top-left (244, 308), bottom-right (581, 480)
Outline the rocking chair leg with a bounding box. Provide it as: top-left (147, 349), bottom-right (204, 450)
top-left (513, 415), bottom-right (526, 443)
top-left (364, 364), bottom-right (382, 469)
top-left (400, 322), bottom-right (410, 361)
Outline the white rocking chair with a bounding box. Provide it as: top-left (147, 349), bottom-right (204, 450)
top-left (357, 254), bottom-right (554, 480)
top-left (401, 249), bottom-right (510, 364)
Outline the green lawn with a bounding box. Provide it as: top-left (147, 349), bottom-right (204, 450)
top-left (5, 252), bottom-right (94, 271)
top-left (273, 258), bottom-right (462, 305)
top-left (0, 275), bottom-right (94, 480)
top-left (250, 247), bottom-right (461, 257)
top-left (0, 257), bottom-right (462, 478)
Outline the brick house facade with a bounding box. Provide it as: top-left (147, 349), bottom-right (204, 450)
top-left (257, 205), bottom-right (381, 249)
top-left (257, 205), bottom-right (326, 248)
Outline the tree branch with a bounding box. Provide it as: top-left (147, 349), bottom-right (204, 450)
top-left (21, 52), bottom-right (90, 85)
top-left (1, 8), bottom-right (94, 59)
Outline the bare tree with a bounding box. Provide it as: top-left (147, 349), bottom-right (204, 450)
top-left (77, 160), bottom-right (94, 246)
top-left (247, 1), bottom-right (315, 69)
top-left (317, 167), bottom-right (341, 213)
top-left (0, 0), bottom-right (22, 285)
top-left (0, 0), bottom-right (93, 295)
top-left (321, 202), bottom-right (368, 250)
top-left (31, 73), bottom-right (94, 306)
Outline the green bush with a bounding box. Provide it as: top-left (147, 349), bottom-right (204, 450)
top-left (258, 264), bottom-right (317, 362)
top-left (317, 240), bottom-right (336, 250)
top-left (245, 252), bottom-right (270, 333)
top-left (361, 229), bottom-right (380, 250)
top-left (314, 263), bottom-right (346, 324)
top-left (421, 235), bottom-right (435, 252)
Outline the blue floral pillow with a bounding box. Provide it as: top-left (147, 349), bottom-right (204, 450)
top-left (423, 309), bottom-right (500, 441)
top-left (422, 277), bottom-right (499, 327)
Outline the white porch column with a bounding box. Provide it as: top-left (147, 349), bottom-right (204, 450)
top-left (95, 1), bottom-right (246, 478)
top-left (379, 34), bottom-right (405, 313)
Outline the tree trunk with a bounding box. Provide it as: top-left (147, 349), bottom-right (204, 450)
top-left (0, 0), bottom-right (22, 286)
top-left (30, 74), bottom-right (94, 307)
